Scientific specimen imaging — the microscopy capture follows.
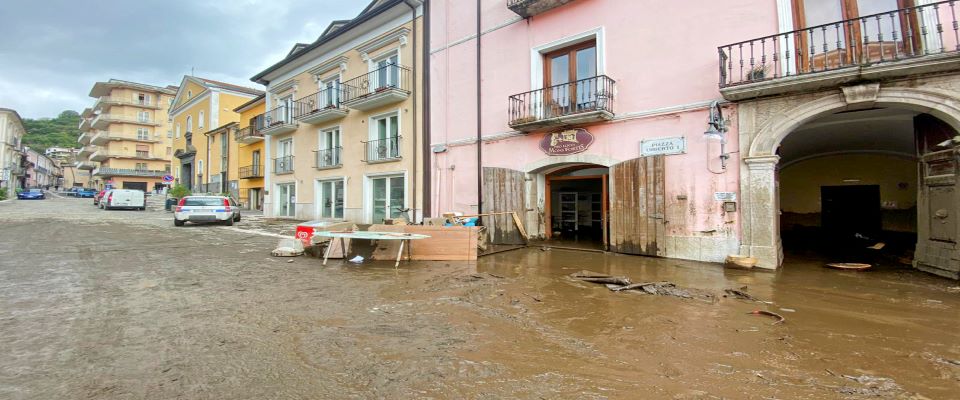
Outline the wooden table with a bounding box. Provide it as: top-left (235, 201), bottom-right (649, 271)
top-left (314, 231), bottom-right (431, 268)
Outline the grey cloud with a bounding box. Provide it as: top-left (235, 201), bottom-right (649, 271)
top-left (0, 0), bottom-right (367, 118)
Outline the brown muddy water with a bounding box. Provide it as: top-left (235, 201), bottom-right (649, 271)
top-left (0, 198), bottom-right (958, 399)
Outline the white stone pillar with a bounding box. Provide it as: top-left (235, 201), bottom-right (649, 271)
top-left (740, 155), bottom-right (782, 269)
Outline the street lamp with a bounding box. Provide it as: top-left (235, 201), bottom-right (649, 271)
top-left (704, 101), bottom-right (731, 170)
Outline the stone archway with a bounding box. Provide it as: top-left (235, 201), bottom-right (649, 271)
top-left (738, 83), bottom-right (960, 270)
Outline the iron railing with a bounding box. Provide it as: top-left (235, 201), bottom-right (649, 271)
top-left (235, 125), bottom-right (263, 141)
top-left (315, 147), bottom-right (342, 168)
top-left (294, 86), bottom-right (346, 118)
top-left (264, 105), bottom-right (295, 127)
top-left (508, 75), bottom-right (615, 126)
top-left (718, 0), bottom-right (960, 87)
top-left (342, 64), bottom-right (411, 103)
top-left (239, 165), bottom-right (263, 179)
top-left (364, 137), bottom-right (401, 162)
top-left (273, 156), bottom-right (294, 174)
top-left (93, 167), bottom-right (166, 177)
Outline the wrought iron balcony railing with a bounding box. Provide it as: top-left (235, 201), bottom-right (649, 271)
top-left (315, 147), bottom-right (342, 169)
top-left (508, 75), bottom-right (615, 128)
top-left (273, 156), bottom-right (294, 174)
top-left (93, 167), bottom-right (166, 177)
top-left (264, 105), bottom-right (295, 128)
top-left (718, 0), bottom-right (960, 88)
top-left (363, 137), bottom-right (401, 163)
top-left (239, 165), bottom-right (263, 179)
top-left (295, 86), bottom-right (346, 118)
top-left (341, 64), bottom-right (411, 104)
top-left (235, 125), bottom-right (263, 142)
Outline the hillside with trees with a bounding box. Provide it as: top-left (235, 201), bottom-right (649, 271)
top-left (22, 110), bottom-right (82, 151)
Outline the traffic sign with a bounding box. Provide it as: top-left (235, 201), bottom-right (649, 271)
top-left (162, 175), bottom-right (175, 183)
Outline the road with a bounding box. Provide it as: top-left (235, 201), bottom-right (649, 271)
top-left (1, 196), bottom-right (958, 399)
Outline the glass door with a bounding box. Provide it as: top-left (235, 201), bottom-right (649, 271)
top-left (322, 77), bottom-right (340, 107)
top-left (252, 150), bottom-right (261, 176)
top-left (321, 128), bottom-right (340, 166)
top-left (319, 179), bottom-right (344, 219)
top-left (374, 115), bottom-right (399, 160)
top-left (543, 41), bottom-right (596, 117)
top-left (375, 53), bottom-right (399, 90)
top-left (371, 175), bottom-right (404, 223)
top-left (277, 183), bottom-right (295, 217)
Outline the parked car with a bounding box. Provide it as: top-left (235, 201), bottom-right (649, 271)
top-left (17, 188), bottom-right (45, 200)
top-left (93, 189), bottom-right (108, 206)
top-left (101, 189), bottom-right (146, 210)
top-left (173, 195), bottom-right (241, 226)
top-left (77, 189), bottom-right (97, 198)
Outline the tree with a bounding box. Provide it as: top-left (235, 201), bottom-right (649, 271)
top-left (21, 110), bottom-right (83, 151)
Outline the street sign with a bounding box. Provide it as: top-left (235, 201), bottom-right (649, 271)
top-left (714, 191), bottom-right (737, 201)
top-left (641, 137), bottom-right (686, 156)
top-left (162, 175), bottom-right (174, 183)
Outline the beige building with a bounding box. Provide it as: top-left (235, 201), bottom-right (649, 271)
top-left (76, 79), bottom-right (177, 191)
top-left (250, 0), bottom-right (424, 222)
top-left (0, 108), bottom-right (27, 193)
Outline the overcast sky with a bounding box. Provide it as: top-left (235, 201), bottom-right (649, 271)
top-left (0, 0), bottom-right (369, 119)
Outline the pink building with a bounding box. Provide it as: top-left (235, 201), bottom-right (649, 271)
top-left (428, 0), bottom-right (777, 263)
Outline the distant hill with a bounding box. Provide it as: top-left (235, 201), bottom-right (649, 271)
top-left (22, 110), bottom-right (82, 151)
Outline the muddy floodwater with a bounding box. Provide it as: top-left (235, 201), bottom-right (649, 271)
top-left (1, 198), bottom-right (958, 399)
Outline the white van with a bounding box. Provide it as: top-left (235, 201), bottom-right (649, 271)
top-left (102, 189), bottom-right (146, 211)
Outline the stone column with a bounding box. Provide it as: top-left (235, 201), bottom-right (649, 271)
top-left (740, 155), bottom-right (782, 269)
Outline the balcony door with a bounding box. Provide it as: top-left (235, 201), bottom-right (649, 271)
top-left (794, 0), bottom-right (916, 70)
top-left (252, 150), bottom-right (261, 176)
top-left (319, 128), bottom-right (340, 167)
top-left (318, 179), bottom-right (344, 219)
top-left (544, 41), bottom-right (596, 117)
top-left (373, 52), bottom-right (399, 90)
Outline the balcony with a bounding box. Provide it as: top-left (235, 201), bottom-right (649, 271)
top-left (363, 137), bottom-right (401, 163)
top-left (294, 87), bottom-right (349, 125)
top-left (78, 131), bottom-right (94, 145)
top-left (239, 165), bottom-right (263, 179)
top-left (93, 167), bottom-right (166, 178)
top-left (718, 0), bottom-right (960, 100)
top-left (77, 145), bottom-right (96, 158)
top-left (508, 75), bottom-right (615, 131)
top-left (91, 114), bottom-right (161, 129)
top-left (235, 125), bottom-right (264, 144)
top-left (91, 150), bottom-right (164, 162)
top-left (273, 156), bottom-right (294, 174)
top-left (507, 0), bottom-right (577, 18)
top-left (341, 65), bottom-right (411, 111)
top-left (75, 160), bottom-right (97, 170)
top-left (259, 106), bottom-right (298, 136)
top-left (315, 147), bottom-right (342, 169)
top-left (94, 96), bottom-right (163, 111)
top-left (79, 118), bottom-right (92, 131)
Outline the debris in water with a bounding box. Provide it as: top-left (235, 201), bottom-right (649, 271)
top-left (749, 310), bottom-right (785, 325)
top-left (723, 288), bottom-right (769, 303)
top-left (779, 308), bottom-right (796, 313)
top-left (348, 255), bottom-right (364, 264)
top-left (570, 270), bottom-right (631, 286)
top-left (825, 263), bottom-right (872, 270)
top-left (522, 292), bottom-right (542, 302)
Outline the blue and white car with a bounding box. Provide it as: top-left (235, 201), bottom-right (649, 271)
top-left (17, 188), bottom-right (45, 200)
top-left (173, 196), bottom-right (241, 226)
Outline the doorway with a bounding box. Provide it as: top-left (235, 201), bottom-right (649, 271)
top-left (248, 188), bottom-right (261, 211)
top-left (276, 183), bottom-right (295, 217)
top-left (545, 165), bottom-right (608, 249)
top-left (821, 185), bottom-right (882, 245)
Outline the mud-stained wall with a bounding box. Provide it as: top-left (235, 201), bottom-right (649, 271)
top-left (780, 154), bottom-right (917, 232)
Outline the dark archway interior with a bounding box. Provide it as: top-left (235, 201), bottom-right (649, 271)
top-left (777, 107), bottom-right (919, 263)
top-left (546, 165), bottom-right (608, 249)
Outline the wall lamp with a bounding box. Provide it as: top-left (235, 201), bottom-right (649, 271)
top-left (704, 100), bottom-right (731, 170)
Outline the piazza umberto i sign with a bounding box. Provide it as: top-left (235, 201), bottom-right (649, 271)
top-left (539, 128), bottom-right (594, 156)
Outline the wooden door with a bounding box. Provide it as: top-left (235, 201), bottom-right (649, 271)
top-left (482, 167), bottom-right (527, 245)
top-left (608, 156), bottom-right (665, 256)
top-left (915, 114), bottom-right (959, 278)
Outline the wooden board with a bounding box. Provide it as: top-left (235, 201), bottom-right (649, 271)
top-left (608, 156), bottom-right (665, 256)
top-left (309, 222), bottom-right (356, 259)
top-left (481, 167), bottom-right (527, 245)
top-left (825, 263), bottom-right (872, 271)
top-left (369, 225), bottom-right (480, 261)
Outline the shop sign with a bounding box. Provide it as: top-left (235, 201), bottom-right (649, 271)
top-left (714, 191), bottom-right (737, 201)
top-left (539, 128), bottom-right (594, 156)
top-left (641, 137), bottom-right (686, 156)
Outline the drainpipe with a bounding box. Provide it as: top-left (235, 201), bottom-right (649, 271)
top-left (421, 0), bottom-right (432, 218)
top-left (405, 0), bottom-right (419, 222)
top-left (476, 0), bottom-right (483, 214)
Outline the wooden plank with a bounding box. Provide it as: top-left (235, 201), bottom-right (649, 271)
top-left (609, 156), bottom-right (665, 256)
top-left (481, 167), bottom-right (527, 245)
top-left (368, 225), bottom-right (480, 261)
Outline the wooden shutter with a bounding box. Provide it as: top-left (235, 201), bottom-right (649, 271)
top-left (481, 167), bottom-right (527, 245)
top-left (608, 156), bottom-right (665, 256)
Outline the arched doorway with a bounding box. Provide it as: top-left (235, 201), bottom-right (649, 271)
top-left (739, 83), bottom-right (960, 279)
top-left (543, 164), bottom-right (609, 249)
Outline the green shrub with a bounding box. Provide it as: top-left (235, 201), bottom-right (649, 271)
top-left (0, 187), bottom-right (7, 201)
top-left (168, 184), bottom-right (191, 199)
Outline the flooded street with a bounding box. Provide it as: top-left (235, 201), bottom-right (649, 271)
top-left (1, 197), bottom-right (958, 399)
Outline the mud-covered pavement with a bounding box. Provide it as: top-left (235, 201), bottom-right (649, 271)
top-left (0, 197), bottom-right (958, 399)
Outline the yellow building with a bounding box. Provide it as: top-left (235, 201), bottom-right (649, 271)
top-left (250, 0), bottom-right (424, 222)
top-left (234, 94), bottom-right (266, 210)
top-left (76, 79), bottom-right (177, 191)
top-left (168, 76), bottom-right (263, 194)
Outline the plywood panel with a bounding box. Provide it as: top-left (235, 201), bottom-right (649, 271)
top-left (609, 156), bottom-right (665, 256)
top-left (481, 167), bottom-right (527, 245)
top-left (368, 225), bottom-right (480, 261)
